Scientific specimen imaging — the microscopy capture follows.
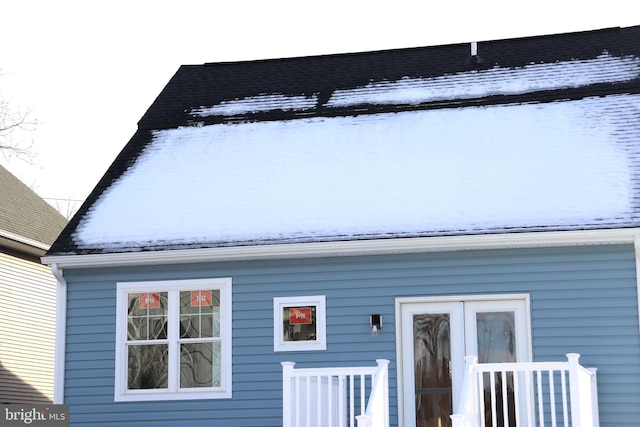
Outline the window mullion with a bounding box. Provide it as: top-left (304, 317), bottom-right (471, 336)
top-left (167, 290), bottom-right (180, 392)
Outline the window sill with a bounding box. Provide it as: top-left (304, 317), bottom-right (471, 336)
top-left (115, 388), bottom-right (232, 402)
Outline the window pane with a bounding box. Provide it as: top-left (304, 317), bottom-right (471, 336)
top-left (128, 344), bottom-right (168, 389)
top-left (180, 290), bottom-right (220, 338)
top-left (282, 306), bottom-right (317, 342)
top-left (180, 342), bottom-right (221, 388)
top-left (128, 292), bottom-right (168, 340)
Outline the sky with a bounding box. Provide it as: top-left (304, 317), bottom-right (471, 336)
top-left (0, 0), bottom-right (638, 217)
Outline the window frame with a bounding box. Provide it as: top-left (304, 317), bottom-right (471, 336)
top-left (115, 278), bottom-right (232, 402)
top-left (273, 295), bottom-right (326, 352)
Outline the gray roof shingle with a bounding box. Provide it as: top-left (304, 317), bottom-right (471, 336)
top-left (0, 164), bottom-right (67, 250)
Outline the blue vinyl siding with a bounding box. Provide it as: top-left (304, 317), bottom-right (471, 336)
top-left (62, 244), bottom-right (640, 426)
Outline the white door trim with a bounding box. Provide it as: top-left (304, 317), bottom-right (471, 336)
top-left (395, 294), bottom-right (532, 427)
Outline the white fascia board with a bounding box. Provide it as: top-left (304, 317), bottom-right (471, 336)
top-left (42, 228), bottom-right (640, 269)
top-left (1, 228), bottom-right (50, 252)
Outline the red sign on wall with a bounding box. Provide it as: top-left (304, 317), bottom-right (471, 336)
top-left (191, 290), bottom-right (213, 307)
top-left (139, 293), bottom-right (160, 309)
top-left (289, 307), bottom-right (312, 325)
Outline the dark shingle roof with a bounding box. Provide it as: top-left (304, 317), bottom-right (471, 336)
top-left (137, 26), bottom-right (639, 130)
top-left (0, 164), bottom-right (67, 252)
top-left (48, 25), bottom-right (640, 256)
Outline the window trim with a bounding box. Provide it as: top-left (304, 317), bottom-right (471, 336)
top-left (273, 295), bottom-right (326, 352)
top-left (115, 278), bottom-right (232, 402)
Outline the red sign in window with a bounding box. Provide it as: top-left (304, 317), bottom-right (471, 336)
top-left (139, 293), bottom-right (160, 309)
top-left (191, 290), bottom-right (213, 307)
top-left (289, 307), bottom-right (312, 325)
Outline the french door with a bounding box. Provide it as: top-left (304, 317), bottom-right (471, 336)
top-left (399, 296), bottom-right (530, 427)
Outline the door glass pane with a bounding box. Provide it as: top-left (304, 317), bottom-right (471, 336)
top-left (414, 313), bottom-right (452, 427)
top-left (476, 311), bottom-right (516, 363)
top-left (476, 311), bottom-right (516, 427)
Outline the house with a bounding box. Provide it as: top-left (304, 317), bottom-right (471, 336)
top-left (1, 164), bottom-right (68, 403)
top-left (43, 25), bottom-right (640, 427)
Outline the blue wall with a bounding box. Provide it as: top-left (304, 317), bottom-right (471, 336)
top-left (63, 244), bottom-right (640, 426)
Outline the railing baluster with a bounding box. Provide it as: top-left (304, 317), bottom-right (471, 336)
top-left (295, 375), bottom-right (300, 427)
top-left (525, 370), bottom-right (533, 427)
top-left (536, 370), bottom-right (544, 427)
top-left (549, 370), bottom-right (556, 427)
top-left (560, 369), bottom-right (568, 427)
top-left (490, 372), bottom-right (498, 427)
top-left (339, 374), bottom-right (345, 427)
top-left (501, 371), bottom-right (509, 426)
top-left (349, 374), bottom-right (355, 427)
top-left (317, 375), bottom-right (323, 427)
top-left (328, 375), bottom-right (333, 427)
top-left (360, 374), bottom-right (366, 418)
top-left (306, 375), bottom-right (311, 427)
top-left (478, 371), bottom-right (486, 427)
top-left (513, 370), bottom-right (521, 427)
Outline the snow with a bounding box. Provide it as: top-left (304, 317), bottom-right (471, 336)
top-left (192, 94), bottom-right (318, 117)
top-left (328, 53), bottom-right (640, 107)
top-left (190, 53), bottom-right (640, 116)
top-left (73, 93), bottom-right (640, 250)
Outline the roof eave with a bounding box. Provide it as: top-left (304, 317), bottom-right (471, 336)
top-left (1, 228), bottom-right (50, 259)
top-left (41, 228), bottom-right (640, 269)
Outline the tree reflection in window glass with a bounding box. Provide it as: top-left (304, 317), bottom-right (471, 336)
top-left (126, 290), bottom-right (222, 391)
top-left (180, 342), bottom-right (221, 388)
top-left (127, 292), bottom-right (169, 390)
top-left (127, 292), bottom-right (168, 340)
top-left (477, 311), bottom-right (516, 427)
top-left (414, 313), bottom-right (452, 427)
top-left (128, 344), bottom-right (168, 389)
top-left (179, 290), bottom-right (220, 338)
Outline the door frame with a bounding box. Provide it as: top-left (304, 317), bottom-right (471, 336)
top-left (395, 294), bottom-right (532, 427)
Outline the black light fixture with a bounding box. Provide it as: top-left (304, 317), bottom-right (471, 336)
top-left (370, 314), bottom-right (382, 336)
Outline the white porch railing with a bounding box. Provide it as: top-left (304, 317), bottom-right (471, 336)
top-left (282, 359), bottom-right (389, 427)
top-left (451, 353), bottom-right (599, 427)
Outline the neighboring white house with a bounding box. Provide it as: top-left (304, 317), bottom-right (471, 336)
top-left (0, 164), bottom-right (68, 403)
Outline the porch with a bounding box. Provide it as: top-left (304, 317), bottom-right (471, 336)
top-left (282, 354), bottom-right (598, 427)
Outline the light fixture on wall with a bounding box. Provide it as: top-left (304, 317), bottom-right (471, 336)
top-left (370, 314), bottom-right (382, 336)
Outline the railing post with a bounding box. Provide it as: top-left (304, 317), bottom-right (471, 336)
top-left (588, 368), bottom-right (600, 427)
top-left (375, 359), bottom-right (390, 427)
top-left (450, 356), bottom-right (478, 427)
top-left (450, 414), bottom-right (464, 427)
top-left (567, 353), bottom-right (593, 426)
top-left (567, 353), bottom-right (584, 427)
top-left (282, 361), bottom-right (296, 427)
top-left (356, 414), bottom-right (371, 427)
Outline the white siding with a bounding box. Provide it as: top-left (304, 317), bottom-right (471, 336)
top-left (0, 252), bottom-right (56, 403)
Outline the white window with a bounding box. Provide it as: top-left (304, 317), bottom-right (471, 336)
top-left (273, 295), bottom-right (326, 352)
top-left (115, 278), bottom-right (232, 401)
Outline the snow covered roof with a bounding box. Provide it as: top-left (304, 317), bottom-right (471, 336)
top-left (49, 26), bottom-right (640, 255)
